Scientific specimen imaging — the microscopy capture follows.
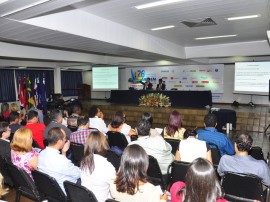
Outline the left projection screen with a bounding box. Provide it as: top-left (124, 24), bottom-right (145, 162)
top-left (92, 66), bottom-right (119, 91)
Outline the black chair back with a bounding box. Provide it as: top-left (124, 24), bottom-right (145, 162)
top-left (164, 138), bottom-right (180, 155)
top-left (32, 139), bottom-right (42, 149)
top-left (107, 131), bottom-right (128, 151)
top-left (221, 172), bottom-right (265, 202)
top-left (147, 155), bottom-right (165, 190)
top-left (70, 142), bottom-right (84, 167)
top-left (249, 146), bottom-right (266, 162)
top-left (32, 170), bottom-right (67, 202)
top-left (64, 180), bottom-right (98, 202)
top-left (43, 139), bottom-right (49, 147)
top-left (5, 162), bottom-right (40, 202)
top-left (105, 199), bottom-right (119, 202)
top-left (208, 143), bottom-right (221, 166)
top-left (167, 161), bottom-right (190, 189)
top-left (106, 150), bottom-right (121, 171)
top-left (0, 155), bottom-right (13, 186)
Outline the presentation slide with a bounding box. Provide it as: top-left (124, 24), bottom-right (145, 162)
top-left (234, 62), bottom-right (270, 95)
top-left (92, 66), bottom-right (119, 90)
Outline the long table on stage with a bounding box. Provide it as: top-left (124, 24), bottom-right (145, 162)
top-left (110, 90), bottom-right (212, 108)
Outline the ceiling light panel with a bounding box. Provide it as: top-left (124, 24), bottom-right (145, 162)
top-left (227, 15), bottom-right (260, 21)
top-left (135, 0), bottom-right (186, 9)
top-left (151, 25), bottom-right (175, 31)
top-left (195, 35), bottom-right (237, 40)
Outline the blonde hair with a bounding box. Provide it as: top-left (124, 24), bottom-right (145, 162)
top-left (0, 174), bottom-right (8, 197)
top-left (10, 128), bottom-right (33, 152)
top-left (10, 103), bottom-right (19, 112)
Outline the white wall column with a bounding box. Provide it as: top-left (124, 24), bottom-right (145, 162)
top-left (54, 67), bottom-right (61, 93)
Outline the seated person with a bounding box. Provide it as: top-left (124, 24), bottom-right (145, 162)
top-left (140, 77), bottom-right (153, 90)
top-left (88, 105), bottom-right (108, 134)
top-left (38, 127), bottom-right (80, 193)
top-left (0, 122), bottom-right (11, 161)
top-left (10, 128), bottom-right (39, 179)
top-left (170, 158), bottom-right (227, 202)
top-left (175, 128), bottom-right (212, 164)
top-left (108, 111), bottom-right (136, 143)
top-left (81, 131), bottom-right (116, 202)
top-left (141, 112), bottom-right (160, 137)
top-left (1, 103), bottom-right (9, 121)
top-left (218, 133), bottom-right (270, 186)
top-left (197, 113), bottom-right (235, 156)
top-left (163, 110), bottom-right (186, 140)
top-left (9, 111), bottom-right (22, 134)
top-left (110, 144), bottom-right (167, 202)
top-left (66, 104), bottom-right (82, 127)
top-left (10, 103), bottom-right (26, 125)
top-left (70, 117), bottom-right (97, 144)
top-left (156, 78), bottom-right (166, 90)
top-left (44, 109), bottom-right (71, 140)
top-left (129, 119), bottom-right (174, 175)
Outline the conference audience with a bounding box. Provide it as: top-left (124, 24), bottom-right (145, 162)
top-left (156, 78), bottom-right (166, 90)
top-left (38, 127), bottom-right (80, 193)
top-left (197, 113), bottom-right (235, 156)
top-left (129, 119), bottom-right (174, 175)
top-left (110, 144), bottom-right (167, 202)
top-left (163, 110), bottom-right (186, 140)
top-left (9, 111), bottom-right (22, 134)
top-left (44, 109), bottom-right (71, 140)
top-left (81, 131), bottom-right (115, 202)
top-left (141, 112), bottom-right (160, 137)
top-left (218, 133), bottom-right (270, 186)
top-left (10, 128), bottom-right (39, 179)
top-left (10, 103), bottom-right (26, 124)
top-left (0, 122), bottom-right (11, 161)
top-left (170, 158), bottom-right (227, 202)
top-left (24, 110), bottom-right (46, 149)
top-left (88, 105), bottom-right (108, 134)
top-left (108, 111), bottom-right (136, 142)
top-left (175, 128), bottom-right (212, 164)
top-left (70, 116), bottom-right (97, 144)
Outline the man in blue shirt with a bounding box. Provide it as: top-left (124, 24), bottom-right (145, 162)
top-left (38, 127), bottom-right (80, 193)
top-left (218, 133), bottom-right (270, 186)
top-left (197, 113), bottom-right (235, 156)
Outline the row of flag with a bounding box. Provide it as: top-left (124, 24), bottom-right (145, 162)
top-left (18, 76), bottom-right (47, 114)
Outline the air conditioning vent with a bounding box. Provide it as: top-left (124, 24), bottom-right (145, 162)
top-left (181, 18), bottom-right (217, 28)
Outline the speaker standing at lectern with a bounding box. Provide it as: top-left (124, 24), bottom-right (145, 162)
top-left (156, 78), bottom-right (166, 90)
top-left (140, 77), bottom-right (153, 90)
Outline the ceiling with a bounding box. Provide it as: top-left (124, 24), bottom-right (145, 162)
top-left (0, 0), bottom-right (269, 68)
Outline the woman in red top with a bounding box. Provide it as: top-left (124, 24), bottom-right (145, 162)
top-left (170, 158), bottom-right (227, 202)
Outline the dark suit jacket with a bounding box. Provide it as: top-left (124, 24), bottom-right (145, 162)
top-left (156, 83), bottom-right (166, 90)
top-left (0, 139), bottom-right (11, 161)
top-left (140, 81), bottom-right (153, 90)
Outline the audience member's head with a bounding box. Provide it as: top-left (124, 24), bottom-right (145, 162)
top-left (77, 116), bottom-right (89, 128)
top-left (166, 110), bottom-right (182, 136)
top-left (115, 144), bottom-right (149, 195)
top-left (234, 133), bottom-right (253, 152)
top-left (10, 128), bottom-right (33, 152)
top-left (135, 119), bottom-right (151, 137)
top-left (178, 158), bottom-right (223, 202)
top-left (9, 111), bottom-right (20, 124)
top-left (183, 128), bottom-right (197, 139)
top-left (1, 103), bottom-right (9, 115)
top-left (72, 104), bottom-right (82, 116)
top-left (27, 110), bottom-right (39, 122)
top-left (81, 131), bottom-right (108, 173)
top-left (110, 111), bottom-right (125, 129)
top-left (10, 103), bottom-right (19, 112)
top-left (204, 113), bottom-right (217, 128)
top-left (51, 109), bottom-right (63, 123)
top-left (88, 105), bottom-right (103, 118)
top-left (0, 122), bottom-right (10, 139)
top-left (47, 127), bottom-right (65, 148)
top-left (141, 112), bottom-right (153, 126)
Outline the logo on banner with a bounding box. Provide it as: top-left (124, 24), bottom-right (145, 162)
top-left (128, 69), bottom-right (156, 83)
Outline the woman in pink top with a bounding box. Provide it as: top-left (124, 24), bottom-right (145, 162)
top-left (10, 128), bottom-right (39, 179)
top-left (170, 158), bottom-right (227, 202)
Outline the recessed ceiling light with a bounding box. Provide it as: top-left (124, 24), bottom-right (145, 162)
top-left (227, 15), bottom-right (260, 21)
top-left (18, 66), bottom-right (27, 69)
top-left (195, 35), bottom-right (237, 40)
top-left (151, 25), bottom-right (175, 31)
top-left (135, 0), bottom-right (186, 9)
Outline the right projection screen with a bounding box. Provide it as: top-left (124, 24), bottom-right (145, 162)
top-left (234, 62), bottom-right (270, 95)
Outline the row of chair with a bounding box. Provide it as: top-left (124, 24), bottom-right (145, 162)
top-left (0, 155), bottom-right (119, 202)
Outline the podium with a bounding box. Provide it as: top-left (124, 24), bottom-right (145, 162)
top-left (78, 84), bottom-right (91, 100)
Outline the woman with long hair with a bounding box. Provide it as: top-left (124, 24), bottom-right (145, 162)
top-left (110, 144), bottom-right (167, 202)
top-left (163, 110), bottom-right (185, 140)
top-left (80, 131), bottom-right (115, 202)
top-left (10, 128), bottom-right (39, 179)
top-left (170, 158), bottom-right (226, 202)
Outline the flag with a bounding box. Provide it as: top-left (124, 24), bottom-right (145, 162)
top-left (27, 78), bottom-right (35, 109)
top-left (37, 74), bottom-right (47, 115)
top-left (34, 77), bottom-right (39, 107)
top-left (18, 77), bottom-right (28, 109)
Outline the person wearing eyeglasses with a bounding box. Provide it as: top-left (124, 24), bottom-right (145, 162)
top-left (0, 122), bottom-right (11, 161)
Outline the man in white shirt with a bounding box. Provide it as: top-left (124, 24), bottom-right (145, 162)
top-left (88, 105), bottom-right (108, 135)
top-left (38, 127), bottom-right (80, 193)
top-left (129, 119), bottom-right (174, 175)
